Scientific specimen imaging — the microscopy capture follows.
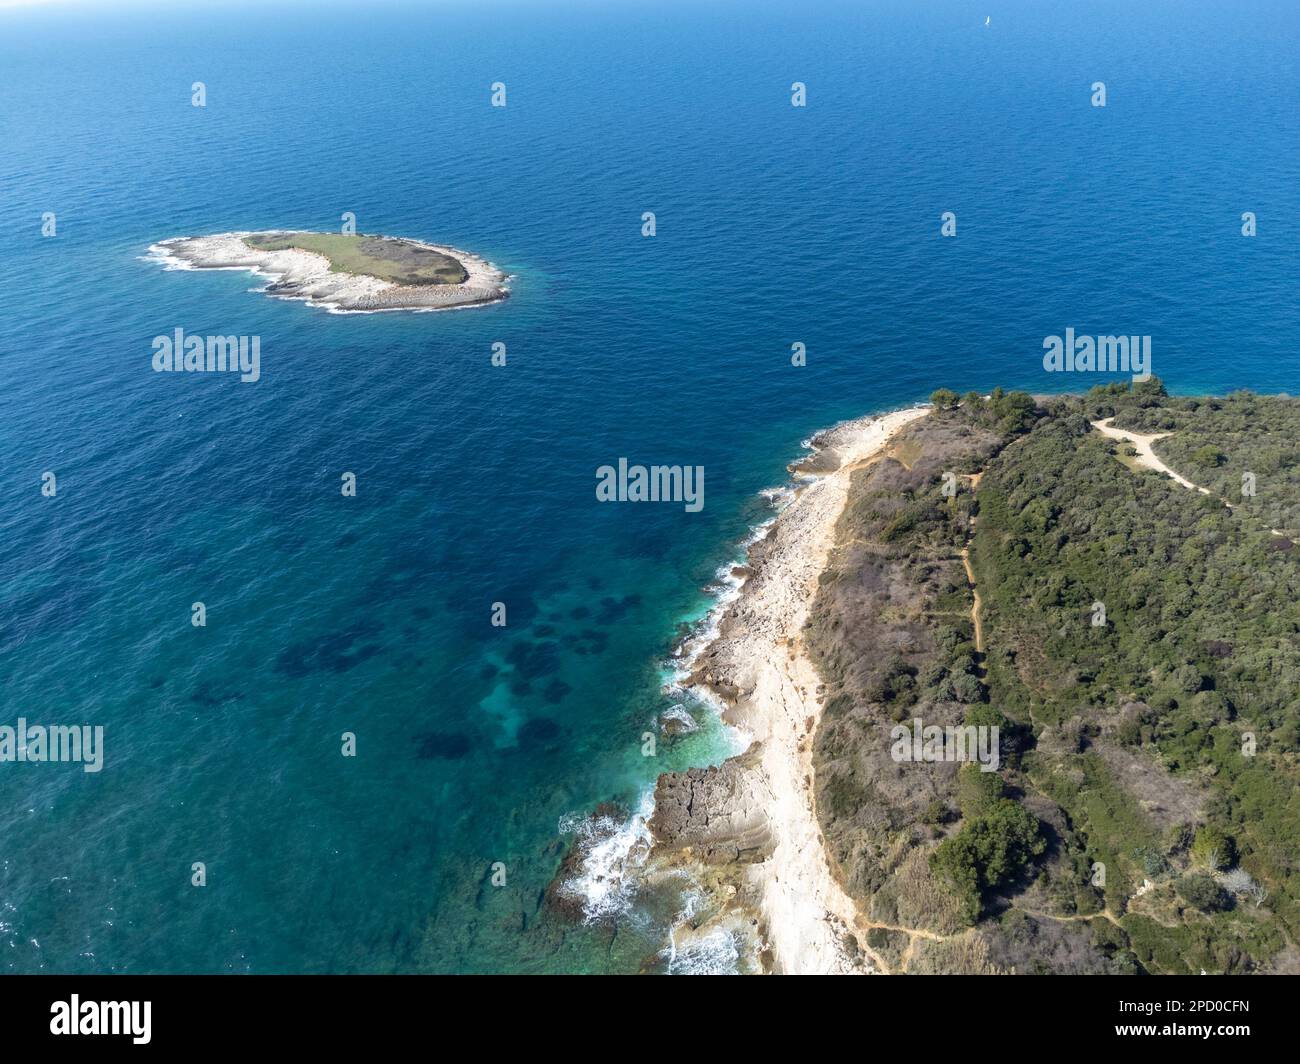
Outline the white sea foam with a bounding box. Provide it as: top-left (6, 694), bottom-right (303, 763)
top-left (660, 703), bottom-right (699, 734)
top-left (649, 434), bottom-right (834, 772)
top-left (661, 433), bottom-right (819, 702)
top-left (657, 877), bottom-right (745, 975)
top-left (664, 926), bottom-right (742, 975)
top-left (142, 243), bottom-right (201, 271)
top-left (556, 790), bottom-right (654, 922)
top-left (758, 484), bottom-right (797, 509)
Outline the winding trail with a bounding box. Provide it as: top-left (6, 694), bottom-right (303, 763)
top-left (1091, 418), bottom-right (1209, 494)
top-left (1092, 418), bottom-right (1288, 537)
top-left (959, 470), bottom-right (986, 670)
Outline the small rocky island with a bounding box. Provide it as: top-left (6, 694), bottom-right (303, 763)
top-left (149, 231), bottom-right (509, 312)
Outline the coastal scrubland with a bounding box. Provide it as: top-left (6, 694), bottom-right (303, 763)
top-left (807, 382), bottom-right (1300, 974)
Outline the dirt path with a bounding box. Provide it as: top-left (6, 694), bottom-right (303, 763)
top-left (1092, 418), bottom-right (1289, 537)
top-left (960, 547), bottom-right (984, 655)
top-left (1017, 906), bottom-right (1124, 930)
top-left (1091, 417), bottom-right (1209, 493)
top-left (858, 918), bottom-right (949, 975)
top-left (958, 471), bottom-right (986, 669)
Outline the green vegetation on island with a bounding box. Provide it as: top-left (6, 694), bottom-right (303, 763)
top-left (242, 232), bottom-right (469, 286)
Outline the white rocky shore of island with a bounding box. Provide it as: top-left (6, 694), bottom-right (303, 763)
top-left (648, 405), bottom-right (930, 974)
top-left (147, 231), bottom-right (509, 313)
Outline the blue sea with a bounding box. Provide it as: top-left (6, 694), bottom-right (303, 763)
top-left (2, 0), bottom-right (1297, 973)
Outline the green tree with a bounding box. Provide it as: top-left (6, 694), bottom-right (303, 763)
top-left (931, 799), bottom-right (1045, 923)
top-left (1191, 825), bottom-right (1235, 871)
top-left (950, 672), bottom-right (985, 703)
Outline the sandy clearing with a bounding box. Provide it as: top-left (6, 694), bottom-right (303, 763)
top-left (1091, 417), bottom-right (1210, 494)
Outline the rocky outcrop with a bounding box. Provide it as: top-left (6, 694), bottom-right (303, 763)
top-left (649, 747), bottom-right (775, 864)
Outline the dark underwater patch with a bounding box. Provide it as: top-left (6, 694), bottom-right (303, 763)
top-left (505, 639), bottom-right (561, 680)
top-left (517, 716), bottom-right (561, 748)
top-left (416, 730), bottom-right (472, 759)
top-left (595, 594), bottom-right (641, 626)
top-left (574, 628), bottom-right (610, 655)
top-left (275, 619), bottom-right (384, 677)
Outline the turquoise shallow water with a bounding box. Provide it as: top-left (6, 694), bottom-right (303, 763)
top-left (1, 0), bottom-right (1298, 972)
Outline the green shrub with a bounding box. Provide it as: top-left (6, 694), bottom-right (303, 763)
top-left (1191, 825), bottom-right (1235, 871)
top-left (1176, 874), bottom-right (1230, 913)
